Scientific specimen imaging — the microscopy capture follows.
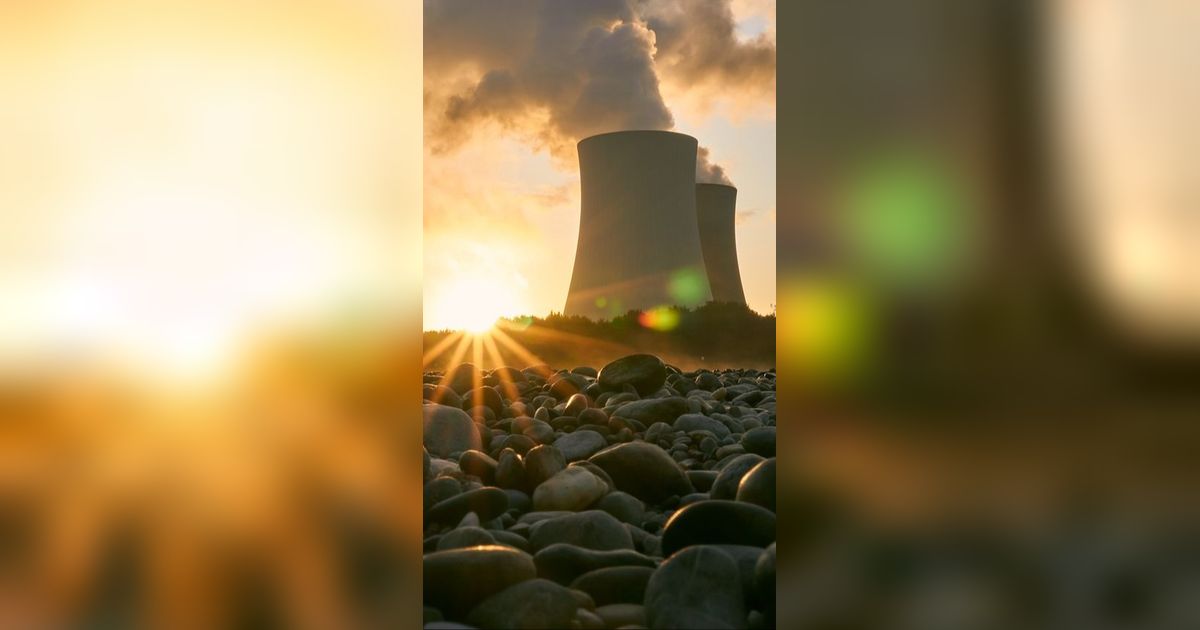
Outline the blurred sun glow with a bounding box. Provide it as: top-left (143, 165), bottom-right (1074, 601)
top-left (1, 0), bottom-right (418, 382)
top-left (1, 1), bottom-right (425, 627)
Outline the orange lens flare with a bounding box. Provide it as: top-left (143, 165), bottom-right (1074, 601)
top-left (638, 306), bottom-right (681, 331)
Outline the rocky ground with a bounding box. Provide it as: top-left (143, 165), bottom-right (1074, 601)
top-left (422, 353), bottom-right (776, 629)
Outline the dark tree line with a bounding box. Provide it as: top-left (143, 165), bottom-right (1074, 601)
top-left (424, 302), bottom-right (775, 371)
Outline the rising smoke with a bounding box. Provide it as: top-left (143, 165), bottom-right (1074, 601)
top-left (696, 146), bottom-right (732, 186)
top-left (639, 0), bottom-right (776, 100)
top-left (424, 0), bottom-right (774, 186)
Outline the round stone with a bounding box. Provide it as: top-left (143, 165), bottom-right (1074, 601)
top-left (463, 386), bottom-right (504, 417)
top-left (548, 372), bottom-right (589, 398)
top-left (458, 450), bottom-right (497, 485)
top-left (610, 397), bottom-right (689, 424)
top-left (557, 412), bottom-right (585, 428)
top-left (595, 603), bottom-right (647, 628)
top-left (423, 477), bottom-right (463, 513)
top-left (491, 529), bottom-right (530, 552)
top-left (554, 430), bottom-right (608, 462)
top-left (444, 363), bottom-right (482, 395)
top-left (428, 458), bottom-right (462, 479)
top-left (685, 470), bottom-right (718, 493)
top-left (710, 544), bottom-right (768, 607)
top-left (497, 434), bottom-right (536, 456)
top-left (502, 489), bottom-right (531, 515)
top-left (660, 500), bottom-right (776, 556)
top-left (509, 415), bottom-right (538, 434)
top-left (740, 426), bottom-right (776, 457)
top-left (593, 491), bottom-right (644, 526)
top-left (598, 354), bottom-right (667, 395)
top-left (709, 453), bottom-right (766, 500)
top-left (517, 511), bottom-right (575, 526)
top-left (588, 442), bottom-right (692, 505)
top-left (570, 566), bottom-right (654, 606)
top-left (465, 578), bottom-right (581, 630)
top-left (568, 461), bottom-right (614, 492)
top-left (695, 372), bottom-right (723, 391)
top-left (576, 608), bottom-right (604, 629)
top-left (426, 487), bottom-right (509, 527)
top-left (578, 408), bottom-right (608, 426)
top-left (491, 366), bottom-right (528, 384)
top-left (524, 444), bottom-right (567, 490)
top-left (672, 377), bottom-right (697, 395)
top-left (494, 448), bottom-right (527, 490)
top-left (528, 510), bottom-right (634, 553)
top-left (423, 545), bottom-right (536, 620)
top-left (715, 444), bottom-right (746, 459)
top-left (423, 404), bottom-right (482, 458)
top-left (673, 413), bottom-right (731, 438)
top-left (736, 457), bottom-right (776, 512)
top-left (644, 545), bottom-right (746, 629)
top-left (533, 467), bottom-right (609, 512)
top-left (643, 421), bottom-right (672, 443)
top-left (423, 383), bottom-right (463, 409)
top-left (435, 526), bottom-right (496, 551)
top-left (564, 393), bottom-right (589, 416)
top-left (533, 543), bottom-right (657, 585)
top-left (521, 420), bottom-right (556, 445)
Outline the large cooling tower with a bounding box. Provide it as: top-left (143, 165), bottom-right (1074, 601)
top-left (695, 183), bottom-right (747, 304)
top-left (564, 130), bottom-right (712, 319)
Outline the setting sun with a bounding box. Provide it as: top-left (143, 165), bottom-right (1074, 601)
top-left (425, 275), bottom-right (521, 333)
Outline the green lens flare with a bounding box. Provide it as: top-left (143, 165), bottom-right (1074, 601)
top-left (842, 149), bottom-right (970, 289)
top-left (668, 267), bottom-right (709, 306)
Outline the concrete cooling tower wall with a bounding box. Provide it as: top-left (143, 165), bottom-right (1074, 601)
top-left (565, 130), bottom-right (712, 319)
top-left (695, 183), bottom-right (747, 304)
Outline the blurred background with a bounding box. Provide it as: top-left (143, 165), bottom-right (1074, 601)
top-left (778, 0), bottom-right (1200, 628)
top-left (1, 1), bottom-right (423, 627)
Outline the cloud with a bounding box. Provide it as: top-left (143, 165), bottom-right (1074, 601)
top-left (425, 0), bottom-right (670, 163)
top-left (424, 0), bottom-right (776, 182)
top-left (639, 0), bottom-right (776, 110)
top-left (736, 209), bottom-right (757, 225)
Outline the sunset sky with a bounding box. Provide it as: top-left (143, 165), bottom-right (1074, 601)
top-left (422, 0), bottom-right (777, 330)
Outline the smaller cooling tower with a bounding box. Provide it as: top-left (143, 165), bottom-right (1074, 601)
top-left (696, 183), bottom-right (747, 304)
top-left (565, 130), bottom-right (712, 319)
